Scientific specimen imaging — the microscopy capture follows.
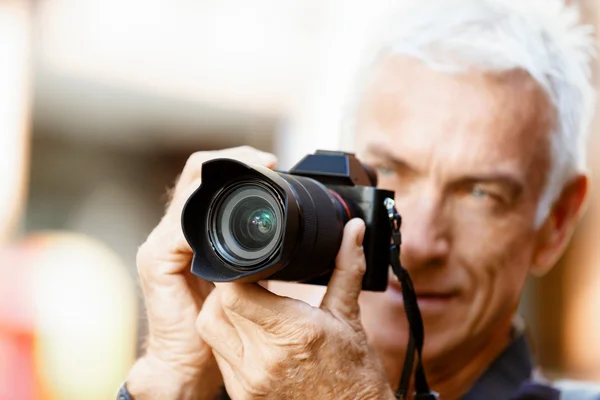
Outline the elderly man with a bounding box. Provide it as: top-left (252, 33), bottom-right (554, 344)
top-left (119, 0), bottom-right (598, 399)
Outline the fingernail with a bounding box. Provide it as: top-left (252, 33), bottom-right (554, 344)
top-left (356, 223), bottom-right (366, 247)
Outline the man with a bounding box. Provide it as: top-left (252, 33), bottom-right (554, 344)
top-left (119, 0), bottom-right (599, 399)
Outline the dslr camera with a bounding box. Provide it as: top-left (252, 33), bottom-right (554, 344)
top-left (181, 150), bottom-right (395, 291)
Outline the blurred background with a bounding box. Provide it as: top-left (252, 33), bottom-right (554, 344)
top-left (0, 0), bottom-right (598, 398)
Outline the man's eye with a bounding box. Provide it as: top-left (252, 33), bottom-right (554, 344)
top-left (470, 186), bottom-right (490, 199)
top-left (377, 166), bottom-right (394, 176)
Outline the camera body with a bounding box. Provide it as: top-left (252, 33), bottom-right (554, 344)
top-left (181, 150), bottom-right (395, 291)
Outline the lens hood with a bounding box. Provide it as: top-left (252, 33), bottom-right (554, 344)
top-left (181, 158), bottom-right (302, 282)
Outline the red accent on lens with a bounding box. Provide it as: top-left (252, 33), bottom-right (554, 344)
top-left (328, 190), bottom-right (352, 220)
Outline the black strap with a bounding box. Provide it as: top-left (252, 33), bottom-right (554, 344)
top-left (397, 327), bottom-right (415, 398)
top-left (385, 198), bottom-right (439, 400)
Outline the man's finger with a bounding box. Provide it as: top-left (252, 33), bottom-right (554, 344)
top-left (320, 218), bottom-right (367, 320)
top-left (212, 351), bottom-right (246, 398)
top-left (215, 282), bottom-right (302, 331)
top-left (196, 289), bottom-right (244, 366)
top-left (166, 146), bottom-right (277, 216)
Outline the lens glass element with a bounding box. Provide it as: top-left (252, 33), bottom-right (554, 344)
top-left (230, 199), bottom-right (277, 250)
top-left (210, 183), bottom-right (283, 267)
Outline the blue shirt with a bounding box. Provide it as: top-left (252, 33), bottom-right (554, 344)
top-left (463, 332), bottom-right (557, 400)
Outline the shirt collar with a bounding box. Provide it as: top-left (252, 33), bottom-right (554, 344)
top-left (462, 319), bottom-right (534, 400)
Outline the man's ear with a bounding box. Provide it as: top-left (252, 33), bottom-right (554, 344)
top-left (531, 174), bottom-right (589, 277)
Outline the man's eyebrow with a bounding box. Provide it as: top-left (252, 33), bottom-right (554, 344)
top-left (457, 173), bottom-right (525, 195)
top-left (365, 143), bottom-right (525, 194)
top-left (363, 143), bottom-right (417, 172)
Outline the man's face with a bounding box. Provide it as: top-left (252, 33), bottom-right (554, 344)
top-left (354, 56), bottom-right (553, 368)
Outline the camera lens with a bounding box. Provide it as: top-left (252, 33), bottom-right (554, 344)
top-left (209, 182), bottom-right (283, 268)
top-left (231, 203), bottom-right (277, 250)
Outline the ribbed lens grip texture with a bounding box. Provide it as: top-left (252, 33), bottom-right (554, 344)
top-left (277, 174), bottom-right (345, 282)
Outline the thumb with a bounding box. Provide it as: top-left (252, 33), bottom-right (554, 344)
top-left (320, 218), bottom-right (367, 320)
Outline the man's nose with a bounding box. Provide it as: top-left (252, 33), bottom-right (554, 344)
top-left (398, 193), bottom-right (450, 271)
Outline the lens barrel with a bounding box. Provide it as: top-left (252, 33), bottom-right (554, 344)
top-left (269, 173), bottom-right (352, 282)
top-left (208, 174), bottom-right (351, 278)
top-left (182, 158), bottom-right (354, 284)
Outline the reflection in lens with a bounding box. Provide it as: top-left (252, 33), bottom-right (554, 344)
top-left (231, 201), bottom-right (277, 251)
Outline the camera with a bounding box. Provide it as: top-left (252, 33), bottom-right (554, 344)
top-left (181, 150), bottom-right (395, 291)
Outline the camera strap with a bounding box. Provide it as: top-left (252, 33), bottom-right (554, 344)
top-left (385, 198), bottom-right (439, 400)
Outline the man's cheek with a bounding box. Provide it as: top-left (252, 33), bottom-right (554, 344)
top-left (453, 243), bottom-right (503, 308)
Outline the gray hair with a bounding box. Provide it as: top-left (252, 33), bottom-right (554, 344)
top-left (342, 0), bottom-right (596, 226)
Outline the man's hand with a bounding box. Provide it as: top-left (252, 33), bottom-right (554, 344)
top-left (126, 146), bottom-right (277, 400)
top-left (196, 218), bottom-right (396, 400)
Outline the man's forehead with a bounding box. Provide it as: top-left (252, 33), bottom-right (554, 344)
top-left (354, 55), bottom-right (554, 162)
